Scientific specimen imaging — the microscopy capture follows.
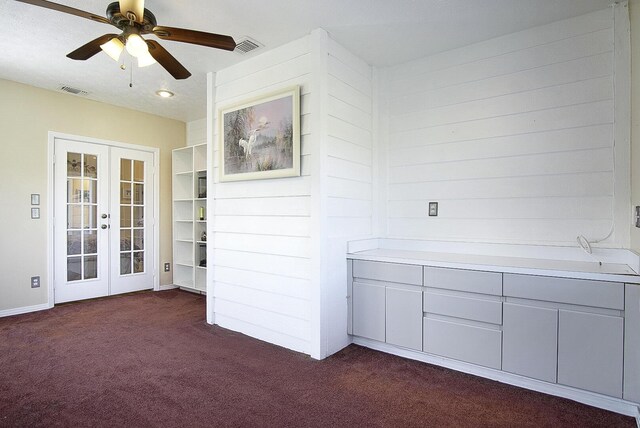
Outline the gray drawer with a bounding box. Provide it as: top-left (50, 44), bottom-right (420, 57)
top-left (423, 291), bottom-right (502, 325)
top-left (423, 318), bottom-right (502, 369)
top-left (504, 274), bottom-right (623, 310)
top-left (353, 260), bottom-right (422, 286)
top-left (424, 267), bottom-right (502, 296)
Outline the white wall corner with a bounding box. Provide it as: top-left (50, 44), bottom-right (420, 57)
top-left (309, 28), bottom-right (330, 359)
top-left (206, 71), bottom-right (216, 326)
top-left (613, 1), bottom-right (632, 249)
top-left (372, 67), bottom-right (389, 238)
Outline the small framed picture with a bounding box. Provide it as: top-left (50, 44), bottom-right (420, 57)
top-left (31, 194), bottom-right (40, 205)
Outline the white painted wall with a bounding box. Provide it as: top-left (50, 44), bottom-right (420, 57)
top-left (187, 118), bottom-right (206, 146)
top-left (381, 8), bottom-right (629, 247)
top-left (323, 38), bottom-right (374, 354)
top-left (209, 35), bottom-right (315, 355)
top-left (205, 30), bottom-right (374, 358)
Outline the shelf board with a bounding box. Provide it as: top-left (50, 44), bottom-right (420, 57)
top-left (196, 220), bottom-right (207, 223)
top-left (175, 220), bottom-right (193, 223)
top-left (194, 198), bottom-right (207, 201)
top-left (175, 239), bottom-right (193, 243)
top-left (196, 240), bottom-right (207, 244)
top-left (175, 171), bottom-right (194, 176)
top-left (175, 262), bottom-right (193, 267)
top-left (173, 199), bottom-right (193, 203)
top-left (196, 266), bottom-right (207, 270)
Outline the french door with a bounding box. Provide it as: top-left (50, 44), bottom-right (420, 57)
top-left (54, 139), bottom-right (155, 304)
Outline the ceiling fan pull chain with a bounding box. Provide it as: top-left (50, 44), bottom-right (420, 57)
top-left (129, 59), bottom-right (133, 88)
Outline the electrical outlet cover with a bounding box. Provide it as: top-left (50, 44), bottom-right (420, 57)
top-left (428, 202), bottom-right (438, 216)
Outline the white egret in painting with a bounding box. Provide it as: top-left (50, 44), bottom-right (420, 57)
top-left (238, 116), bottom-right (270, 158)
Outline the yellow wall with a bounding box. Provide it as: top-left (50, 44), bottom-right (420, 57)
top-left (0, 79), bottom-right (185, 311)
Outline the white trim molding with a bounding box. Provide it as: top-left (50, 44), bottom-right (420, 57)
top-left (0, 303), bottom-right (50, 318)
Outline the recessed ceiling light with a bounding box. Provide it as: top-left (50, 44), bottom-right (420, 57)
top-left (156, 90), bottom-right (174, 98)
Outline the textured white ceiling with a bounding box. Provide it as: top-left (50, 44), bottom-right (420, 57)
top-left (0, 0), bottom-right (613, 122)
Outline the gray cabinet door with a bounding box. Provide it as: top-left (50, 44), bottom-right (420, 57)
top-left (423, 318), bottom-right (502, 369)
top-left (352, 281), bottom-right (385, 342)
top-left (386, 286), bottom-right (422, 350)
top-left (624, 284), bottom-right (640, 402)
top-left (558, 309), bottom-right (623, 398)
top-left (502, 303), bottom-right (558, 383)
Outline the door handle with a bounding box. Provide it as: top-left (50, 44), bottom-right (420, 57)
top-left (101, 224), bottom-right (108, 229)
top-left (101, 214), bottom-right (108, 219)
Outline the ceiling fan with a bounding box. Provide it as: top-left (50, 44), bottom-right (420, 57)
top-left (15, 0), bottom-right (237, 80)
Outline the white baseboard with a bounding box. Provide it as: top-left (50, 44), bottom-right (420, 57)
top-left (157, 285), bottom-right (178, 291)
top-left (353, 337), bottom-right (640, 418)
top-left (0, 303), bottom-right (51, 318)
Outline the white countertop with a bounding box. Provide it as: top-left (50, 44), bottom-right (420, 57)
top-left (348, 248), bottom-right (640, 283)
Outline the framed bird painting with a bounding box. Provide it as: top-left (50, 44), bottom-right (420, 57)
top-left (218, 86), bottom-right (300, 182)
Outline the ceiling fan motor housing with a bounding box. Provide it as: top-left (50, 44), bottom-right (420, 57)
top-left (106, 2), bottom-right (157, 32)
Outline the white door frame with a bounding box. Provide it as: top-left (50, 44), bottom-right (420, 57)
top-left (47, 131), bottom-right (160, 309)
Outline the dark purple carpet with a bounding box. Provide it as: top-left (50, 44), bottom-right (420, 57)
top-left (0, 290), bottom-right (634, 427)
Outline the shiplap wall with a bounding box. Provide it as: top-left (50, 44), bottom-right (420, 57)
top-left (384, 9), bottom-right (618, 246)
top-left (186, 119), bottom-right (206, 146)
top-left (211, 36), bottom-right (314, 354)
top-left (324, 38), bottom-right (374, 354)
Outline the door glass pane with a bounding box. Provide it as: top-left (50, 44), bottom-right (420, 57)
top-left (67, 231), bottom-right (82, 255)
top-left (120, 159), bottom-right (132, 181)
top-left (67, 153), bottom-right (82, 177)
top-left (67, 205), bottom-right (82, 229)
top-left (83, 230), bottom-right (97, 254)
top-left (84, 255), bottom-right (97, 279)
top-left (120, 182), bottom-right (131, 204)
top-left (67, 179), bottom-right (82, 203)
top-left (82, 180), bottom-right (97, 203)
top-left (67, 257), bottom-right (82, 281)
top-left (120, 229), bottom-right (131, 251)
top-left (133, 161), bottom-right (144, 182)
top-left (133, 252), bottom-right (144, 273)
top-left (133, 229), bottom-right (144, 250)
top-left (120, 206), bottom-right (131, 227)
top-left (133, 206), bottom-right (144, 227)
top-left (119, 157), bottom-right (146, 277)
top-left (133, 183), bottom-right (144, 205)
top-left (85, 155), bottom-right (98, 179)
top-left (120, 253), bottom-right (132, 275)
top-left (66, 150), bottom-right (101, 283)
top-left (83, 205), bottom-right (97, 229)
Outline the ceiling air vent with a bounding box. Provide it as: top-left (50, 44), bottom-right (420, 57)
top-left (235, 37), bottom-right (262, 54)
top-left (58, 85), bottom-right (89, 96)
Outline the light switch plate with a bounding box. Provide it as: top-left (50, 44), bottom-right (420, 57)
top-left (31, 208), bottom-right (40, 219)
top-left (635, 206), bottom-right (640, 228)
top-left (164, 263), bottom-right (171, 272)
top-left (428, 202), bottom-right (438, 216)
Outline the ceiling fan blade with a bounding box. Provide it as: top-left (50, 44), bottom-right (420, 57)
top-left (119, 0), bottom-right (144, 23)
top-left (14, 0), bottom-right (110, 25)
top-left (146, 40), bottom-right (191, 80)
top-left (67, 34), bottom-right (118, 60)
top-left (152, 26), bottom-right (236, 51)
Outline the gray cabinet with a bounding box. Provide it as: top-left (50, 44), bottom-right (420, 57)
top-left (351, 260), bottom-right (423, 350)
top-left (503, 274), bottom-right (625, 398)
top-left (423, 318), bottom-right (502, 369)
top-left (625, 284), bottom-right (640, 402)
top-left (386, 286), bottom-right (422, 350)
top-left (352, 282), bottom-right (385, 342)
top-left (502, 303), bottom-right (558, 383)
top-left (558, 309), bottom-right (623, 397)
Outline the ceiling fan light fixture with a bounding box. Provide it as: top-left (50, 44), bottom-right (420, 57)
top-left (156, 90), bottom-right (174, 98)
top-left (138, 51), bottom-right (156, 67)
top-left (100, 37), bottom-right (124, 61)
top-left (125, 33), bottom-right (148, 58)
